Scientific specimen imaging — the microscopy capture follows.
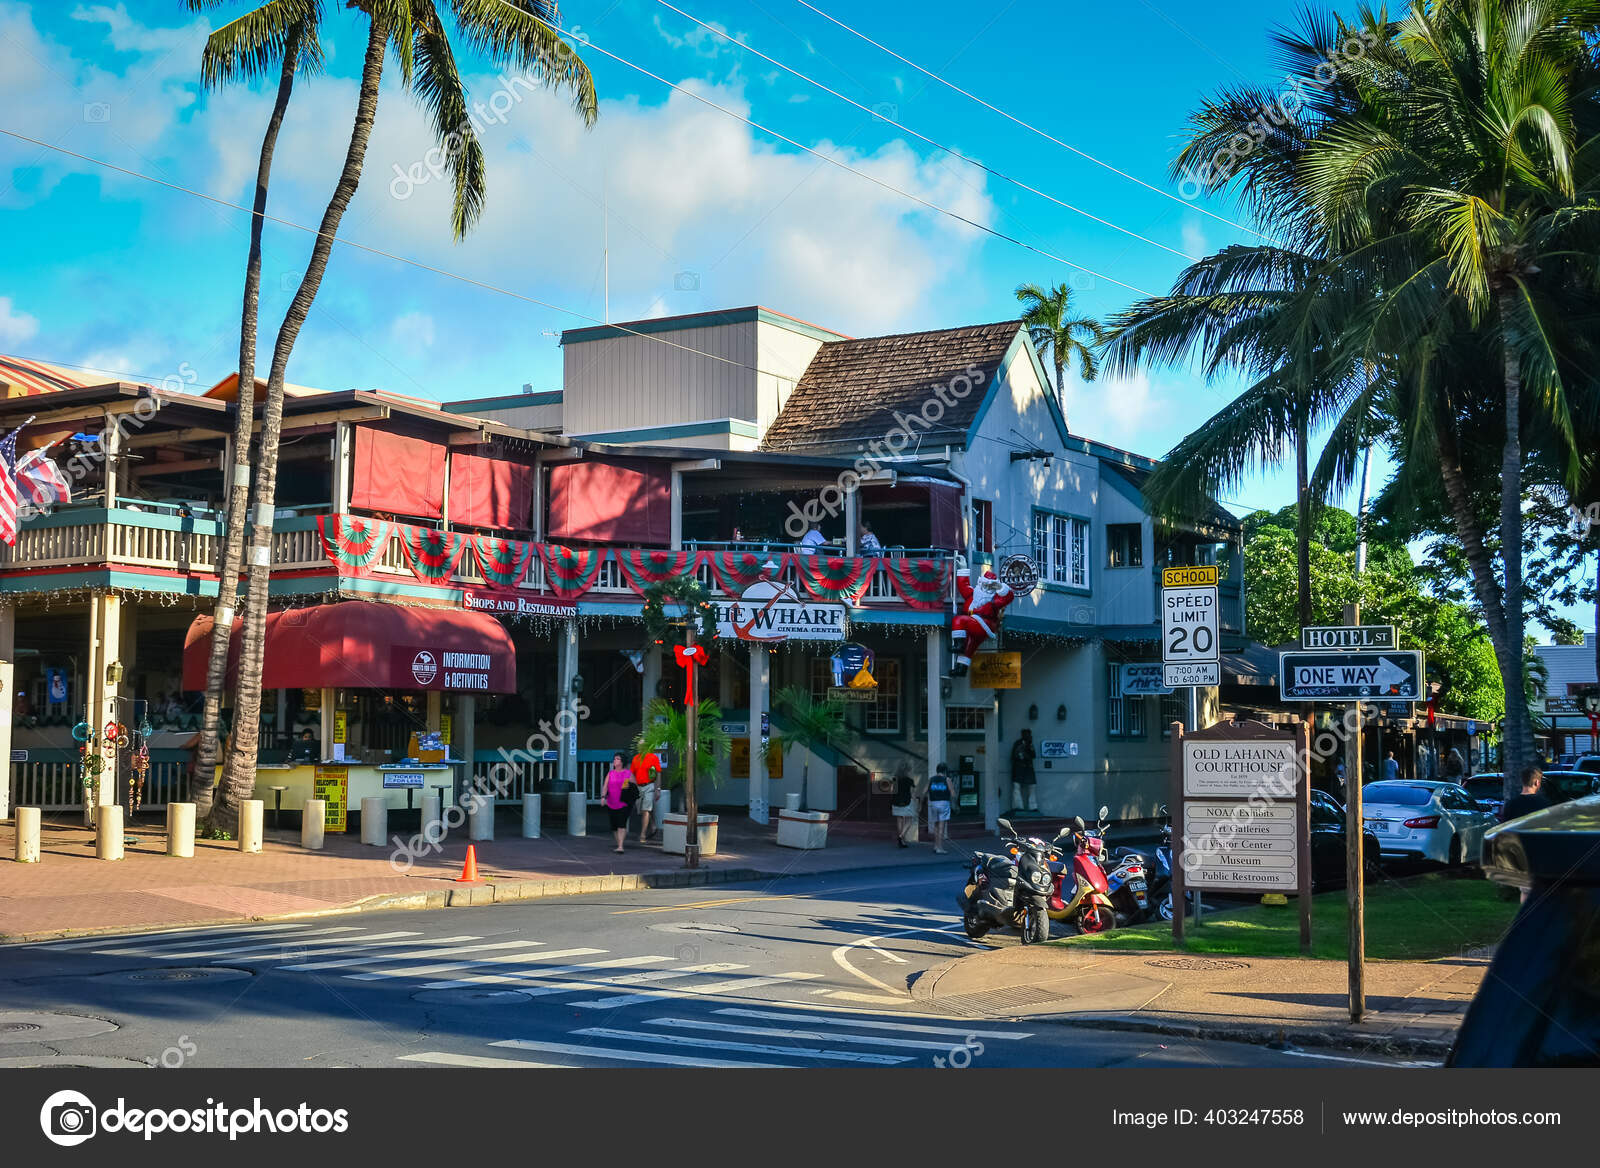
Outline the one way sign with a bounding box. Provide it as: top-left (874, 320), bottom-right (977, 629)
top-left (1279, 650), bottom-right (1424, 701)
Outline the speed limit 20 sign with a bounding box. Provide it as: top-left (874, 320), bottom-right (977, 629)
top-left (1162, 565), bottom-right (1220, 687)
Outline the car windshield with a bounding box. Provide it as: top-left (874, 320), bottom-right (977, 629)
top-left (1364, 783), bottom-right (1435, 807)
top-left (1464, 777), bottom-right (1503, 800)
top-left (1577, 758), bottom-right (1600, 775)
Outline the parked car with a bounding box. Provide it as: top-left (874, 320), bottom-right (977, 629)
top-left (1309, 791), bottom-right (1382, 885)
top-left (1447, 797), bottom-right (1600, 1066)
top-left (1539, 769), bottom-right (1600, 805)
top-left (1361, 780), bottom-right (1497, 866)
top-left (1573, 754), bottom-right (1600, 775)
top-left (1462, 772), bottom-right (1505, 817)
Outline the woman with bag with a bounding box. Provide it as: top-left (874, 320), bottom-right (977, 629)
top-left (890, 762), bottom-right (917, 848)
top-left (604, 752), bottom-right (635, 854)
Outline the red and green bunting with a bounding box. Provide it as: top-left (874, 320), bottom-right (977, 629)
top-left (706, 550), bottom-right (768, 593)
top-left (885, 557), bottom-right (951, 610)
top-left (616, 548), bottom-right (693, 594)
top-left (402, 526), bottom-right (466, 581)
top-left (318, 514), bottom-right (390, 571)
top-left (794, 552), bottom-right (875, 604)
top-left (538, 543), bottom-right (606, 600)
top-left (473, 535), bottom-right (536, 588)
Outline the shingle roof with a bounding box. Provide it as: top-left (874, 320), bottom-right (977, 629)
top-left (761, 320), bottom-right (1023, 454)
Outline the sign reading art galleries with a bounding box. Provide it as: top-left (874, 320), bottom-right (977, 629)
top-left (715, 580), bottom-right (847, 643)
top-left (391, 646), bottom-right (505, 692)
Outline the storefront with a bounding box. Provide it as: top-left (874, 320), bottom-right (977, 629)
top-left (183, 600), bottom-right (516, 821)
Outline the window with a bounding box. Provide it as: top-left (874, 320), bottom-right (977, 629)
top-left (1033, 511), bottom-right (1090, 589)
top-left (808, 657), bottom-right (832, 703)
top-left (946, 706), bottom-right (985, 732)
top-left (1159, 690), bottom-right (1186, 739)
top-left (1108, 662), bottom-right (1146, 738)
top-left (972, 500), bottom-right (994, 555)
top-left (865, 658), bottom-right (901, 733)
top-left (1107, 523), bottom-right (1143, 568)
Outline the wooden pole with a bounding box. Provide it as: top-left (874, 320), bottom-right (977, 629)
top-left (1296, 717), bottom-right (1313, 956)
top-left (1343, 601), bottom-right (1366, 1021)
top-left (683, 618), bottom-right (700, 870)
top-left (1169, 720), bottom-right (1186, 946)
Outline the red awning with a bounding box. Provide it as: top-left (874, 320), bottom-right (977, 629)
top-left (547, 458), bottom-right (670, 544)
top-left (349, 427), bottom-right (446, 519)
top-left (183, 601), bottom-right (516, 693)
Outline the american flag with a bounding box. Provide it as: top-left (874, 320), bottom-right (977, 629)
top-left (0, 426), bottom-right (19, 546)
top-left (16, 446), bottom-right (71, 508)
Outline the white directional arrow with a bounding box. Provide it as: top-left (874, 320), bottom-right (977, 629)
top-left (1375, 657), bottom-right (1410, 689)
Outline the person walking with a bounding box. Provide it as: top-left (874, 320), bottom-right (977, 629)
top-left (1500, 765), bottom-right (1551, 823)
top-left (890, 761), bottom-right (917, 847)
top-left (1382, 751), bottom-right (1400, 783)
top-left (1443, 748), bottom-right (1466, 782)
top-left (924, 762), bottom-right (954, 854)
top-left (1010, 729), bottom-right (1037, 812)
top-left (631, 749), bottom-right (662, 842)
top-left (603, 752), bottom-right (634, 854)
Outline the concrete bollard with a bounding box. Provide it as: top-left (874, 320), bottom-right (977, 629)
top-left (14, 806), bottom-right (40, 863)
top-left (302, 799), bottom-right (326, 851)
top-left (360, 797), bottom-right (387, 847)
top-left (567, 790), bottom-right (586, 836)
top-left (522, 792), bottom-right (542, 839)
top-left (421, 794), bottom-right (443, 845)
top-left (96, 804), bottom-right (124, 861)
top-left (166, 802), bottom-right (195, 858)
top-left (238, 799), bottom-right (264, 854)
top-left (469, 795), bottom-right (494, 841)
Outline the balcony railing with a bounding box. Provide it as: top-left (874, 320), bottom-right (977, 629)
top-left (0, 506), bottom-right (222, 576)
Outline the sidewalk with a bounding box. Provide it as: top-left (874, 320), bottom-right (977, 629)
top-left (0, 810), bottom-right (974, 942)
top-left (914, 944), bottom-right (1484, 1057)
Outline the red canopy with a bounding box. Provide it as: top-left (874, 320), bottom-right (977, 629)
top-left (183, 601), bottom-right (516, 693)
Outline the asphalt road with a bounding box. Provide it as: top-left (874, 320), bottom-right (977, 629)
top-left (0, 866), bottom-right (1416, 1070)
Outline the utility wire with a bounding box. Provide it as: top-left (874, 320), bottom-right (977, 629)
top-left (652, 0), bottom-right (1198, 263)
top-left (788, 0), bottom-right (1269, 243)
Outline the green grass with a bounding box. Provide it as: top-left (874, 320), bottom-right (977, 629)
top-left (1058, 872), bottom-right (1516, 961)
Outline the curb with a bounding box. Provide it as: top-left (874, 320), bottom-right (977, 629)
top-left (1038, 1012), bottom-right (1454, 1059)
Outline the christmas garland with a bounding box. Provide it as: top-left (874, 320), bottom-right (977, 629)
top-left (640, 574), bottom-right (718, 645)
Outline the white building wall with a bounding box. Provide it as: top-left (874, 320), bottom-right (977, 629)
top-left (563, 321), bottom-right (757, 436)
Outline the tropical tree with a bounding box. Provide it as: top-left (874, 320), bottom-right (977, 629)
top-left (1014, 281), bottom-right (1105, 414)
top-left (1302, 0), bottom-right (1600, 789)
top-left (771, 685), bottom-right (846, 812)
top-left (200, 0), bottom-right (596, 828)
top-left (184, 0), bottom-right (326, 819)
top-left (635, 697), bottom-right (731, 794)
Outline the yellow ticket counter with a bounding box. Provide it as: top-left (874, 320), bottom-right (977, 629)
top-left (250, 763), bottom-right (462, 829)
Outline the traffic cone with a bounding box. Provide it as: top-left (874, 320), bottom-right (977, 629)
top-left (455, 844), bottom-right (483, 884)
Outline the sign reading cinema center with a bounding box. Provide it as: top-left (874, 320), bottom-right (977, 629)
top-left (1279, 649), bottom-right (1423, 701)
top-left (1161, 564), bottom-right (1220, 687)
top-left (715, 581), bottom-right (847, 643)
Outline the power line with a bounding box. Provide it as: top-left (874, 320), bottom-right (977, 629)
top-left (505, 2), bottom-right (1157, 296)
top-left (652, 0), bottom-right (1198, 263)
top-left (788, 0), bottom-right (1269, 243)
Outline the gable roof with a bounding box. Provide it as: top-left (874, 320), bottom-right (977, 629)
top-left (760, 320), bottom-right (1023, 454)
top-left (0, 354), bottom-right (132, 397)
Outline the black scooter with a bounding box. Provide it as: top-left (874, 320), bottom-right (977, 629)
top-left (957, 817), bottom-right (1054, 944)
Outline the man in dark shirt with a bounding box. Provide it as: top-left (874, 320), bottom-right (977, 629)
top-left (1500, 765), bottom-right (1552, 823)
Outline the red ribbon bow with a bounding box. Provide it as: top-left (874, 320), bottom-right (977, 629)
top-left (674, 644), bottom-right (709, 706)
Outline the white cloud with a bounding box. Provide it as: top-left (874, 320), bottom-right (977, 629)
top-left (0, 297), bottom-right (40, 348)
top-left (390, 310), bottom-right (436, 355)
top-left (1064, 368), bottom-right (1163, 451)
top-left (1181, 220), bottom-right (1209, 261)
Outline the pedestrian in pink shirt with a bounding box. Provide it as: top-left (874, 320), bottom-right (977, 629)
top-left (603, 752), bottom-right (634, 854)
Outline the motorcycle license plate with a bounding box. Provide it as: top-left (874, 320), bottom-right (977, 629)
top-left (1129, 880), bottom-right (1146, 891)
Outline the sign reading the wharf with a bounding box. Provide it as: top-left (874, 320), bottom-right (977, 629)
top-left (1301, 624), bottom-right (1397, 651)
top-left (1279, 650), bottom-right (1423, 701)
top-left (1121, 662), bottom-right (1174, 695)
top-left (392, 646), bottom-right (502, 691)
top-left (462, 590), bottom-right (576, 619)
top-left (1162, 567), bottom-right (1219, 688)
top-left (715, 580), bottom-right (847, 643)
top-left (829, 642), bottom-right (878, 701)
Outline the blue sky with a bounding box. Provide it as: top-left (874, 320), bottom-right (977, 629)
top-left (4, 0), bottom-right (1580, 636)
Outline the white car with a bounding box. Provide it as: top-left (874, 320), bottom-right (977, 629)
top-left (1362, 780), bottom-right (1498, 866)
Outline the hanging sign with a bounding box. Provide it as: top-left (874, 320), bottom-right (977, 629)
top-left (998, 554), bottom-right (1040, 598)
top-left (969, 652), bottom-right (1022, 689)
top-left (829, 642), bottom-right (878, 701)
top-left (715, 580), bottom-right (846, 643)
top-left (440, 714), bottom-right (453, 745)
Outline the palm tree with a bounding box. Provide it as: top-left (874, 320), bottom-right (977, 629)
top-left (1014, 281), bottom-right (1105, 420)
top-left (1301, 0), bottom-right (1600, 789)
top-left (771, 685), bottom-right (846, 812)
top-left (635, 697), bottom-right (731, 796)
top-left (201, 0), bottom-right (597, 828)
top-left (184, 0), bottom-right (325, 820)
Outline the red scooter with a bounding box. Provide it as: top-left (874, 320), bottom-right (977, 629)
top-left (1045, 811), bottom-right (1117, 934)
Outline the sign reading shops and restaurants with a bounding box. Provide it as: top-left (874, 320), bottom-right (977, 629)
top-left (313, 766), bottom-right (349, 833)
top-left (715, 580), bottom-right (847, 644)
top-left (461, 590), bottom-right (577, 619)
top-left (969, 651), bottom-right (1022, 689)
top-left (392, 646), bottom-right (502, 692)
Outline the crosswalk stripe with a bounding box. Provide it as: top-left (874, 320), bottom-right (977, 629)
top-left (28, 923), bottom-right (319, 950)
top-left (420, 955), bottom-right (679, 991)
top-left (571, 1026), bottom-right (911, 1065)
top-left (567, 971), bottom-right (823, 1008)
top-left (88, 926), bottom-right (364, 958)
top-left (490, 1038), bottom-right (793, 1069)
top-left (648, 1016), bottom-right (988, 1053)
top-left (209, 934), bottom-right (481, 965)
top-left (166, 931), bottom-right (422, 960)
top-left (278, 939), bottom-right (544, 972)
top-left (345, 947), bottom-right (605, 981)
top-left (713, 1008), bottom-right (1035, 1040)
top-left (513, 962), bottom-right (747, 998)
top-left (399, 1052), bottom-right (573, 1070)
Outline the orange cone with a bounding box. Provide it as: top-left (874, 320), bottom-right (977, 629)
top-left (455, 844), bottom-right (483, 884)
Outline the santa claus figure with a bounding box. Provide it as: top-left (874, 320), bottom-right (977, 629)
top-left (951, 567), bottom-right (1015, 676)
